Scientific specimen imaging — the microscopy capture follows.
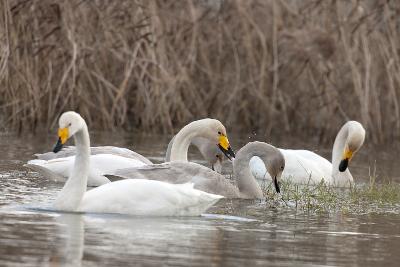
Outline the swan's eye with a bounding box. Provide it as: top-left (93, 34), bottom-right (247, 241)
top-left (218, 131), bottom-right (221, 135)
top-left (68, 123), bottom-right (72, 127)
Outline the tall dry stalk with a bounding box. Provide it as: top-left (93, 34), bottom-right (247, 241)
top-left (0, 0), bottom-right (399, 143)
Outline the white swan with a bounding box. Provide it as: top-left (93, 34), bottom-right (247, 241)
top-left (165, 135), bottom-right (225, 173)
top-left (250, 121), bottom-right (365, 187)
top-left (34, 145), bottom-right (152, 164)
top-left (52, 111), bottom-right (223, 216)
top-left (107, 141), bottom-right (284, 198)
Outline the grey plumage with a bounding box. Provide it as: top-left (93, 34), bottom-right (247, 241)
top-left (107, 141), bottom-right (285, 199)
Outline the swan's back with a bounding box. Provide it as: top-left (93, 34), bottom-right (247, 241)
top-left (280, 149), bottom-right (332, 183)
top-left (106, 161), bottom-right (241, 198)
top-left (250, 149), bottom-right (333, 184)
top-left (80, 179), bottom-right (223, 216)
top-left (26, 154), bottom-right (148, 186)
top-left (88, 154), bottom-right (147, 172)
top-left (35, 146), bottom-right (153, 164)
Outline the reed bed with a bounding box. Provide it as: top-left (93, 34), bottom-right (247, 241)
top-left (0, 0), bottom-right (399, 143)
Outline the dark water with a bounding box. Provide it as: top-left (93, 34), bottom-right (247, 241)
top-left (0, 132), bottom-right (400, 266)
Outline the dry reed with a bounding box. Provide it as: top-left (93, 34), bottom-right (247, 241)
top-left (0, 0), bottom-right (399, 143)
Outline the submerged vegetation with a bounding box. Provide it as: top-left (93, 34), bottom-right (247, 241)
top-left (0, 1), bottom-right (400, 143)
top-left (263, 179), bottom-right (400, 214)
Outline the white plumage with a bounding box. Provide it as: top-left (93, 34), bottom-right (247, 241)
top-left (250, 121), bottom-right (365, 187)
top-left (49, 111), bottom-right (223, 216)
top-left (26, 154), bottom-right (147, 186)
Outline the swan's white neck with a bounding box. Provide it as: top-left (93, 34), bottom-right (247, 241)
top-left (53, 124), bottom-right (90, 211)
top-left (233, 147), bottom-right (263, 198)
top-left (170, 123), bottom-right (199, 162)
top-left (331, 125), bottom-right (353, 186)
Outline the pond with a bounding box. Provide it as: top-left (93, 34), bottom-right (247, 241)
top-left (0, 132), bottom-right (399, 266)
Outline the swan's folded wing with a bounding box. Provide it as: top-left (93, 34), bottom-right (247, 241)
top-left (105, 162), bottom-right (195, 184)
top-left (90, 147), bottom-right (153, 164)
top-left (280, 149), bottom-right (331, 183)
top-left (34, 146), bottom-right (77, 160)
top-left (35, 146), bottom-right (152, 164)
top-left (106, 161), bottom-right (240, 198)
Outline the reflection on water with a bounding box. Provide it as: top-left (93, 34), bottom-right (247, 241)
top-left (0, 132), bottom-right (400, 266)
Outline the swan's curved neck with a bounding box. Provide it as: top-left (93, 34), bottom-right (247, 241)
top-left (331, 125), bottom-right (353, 185)
top-left (165, 136), bottom-right (175, 162)
top-left (170, 123), bottom-right (199, 162)
top-left (53, 124), bottom-right (90, 211)
top-left (233, 149), bottom-right (263, 198)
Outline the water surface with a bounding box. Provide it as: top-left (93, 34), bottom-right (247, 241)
top-left (0, 132), bottom-right (399, 266)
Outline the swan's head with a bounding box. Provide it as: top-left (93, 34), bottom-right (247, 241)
top-left (53, 111), bottom-right (85, 153)
top-left (339, 121), bottom-right (366, 172)
top-left (241, 141), bottom-right (285, 193)
top-left (197, 119), bottom-right (235, 160)
top-left (263, 147), bottom-right (285, 194)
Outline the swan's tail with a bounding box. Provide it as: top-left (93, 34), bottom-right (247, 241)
top-left (176, 183), bottom-right (223, 216)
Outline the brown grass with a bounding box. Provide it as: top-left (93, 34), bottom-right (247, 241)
top-left (0, 0), bottom-right (399, 143)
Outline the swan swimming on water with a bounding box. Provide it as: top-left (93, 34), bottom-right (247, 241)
top-left (108, 141), bottom-right (284, 198)
top-left (51, 111), bottom-right (223, 216)
top-left (250, 121), bottom-right (365, 187)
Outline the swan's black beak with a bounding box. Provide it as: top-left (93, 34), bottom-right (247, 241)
top-left (218, 134), bottom-right (235, 161)
top-left (53, 138), bottom-right (64, 153)
top-left (218, 144), bottom-right (235, 161)
top-left (53, 127), bottom-right (69, 153)
top-left (339, 158), bottom-right (349, 172)
top-left (339, 148), bottom-right (353, 172)
top-left (274, 176), bottom-right (280, 193)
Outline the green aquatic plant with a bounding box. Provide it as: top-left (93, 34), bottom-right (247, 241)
top-left (262, 178), bottom-right (400, 214)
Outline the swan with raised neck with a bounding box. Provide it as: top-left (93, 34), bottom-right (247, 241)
top-left (50, 111), bottom-right (224, 215)
top-left (53, 111), bottom-right (90, 211)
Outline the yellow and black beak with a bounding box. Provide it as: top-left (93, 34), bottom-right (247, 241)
top-left (217, 134), bottom-right (235, 161)
top-left (53, 128), bottom-right (69, 153)
top-left (339, 148), bottom-right (353, 172)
